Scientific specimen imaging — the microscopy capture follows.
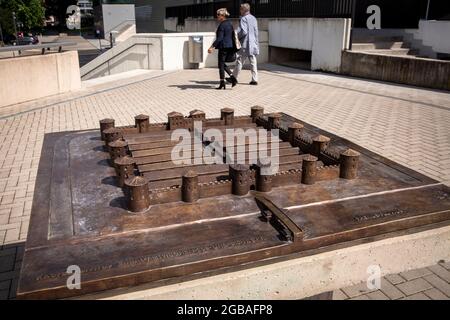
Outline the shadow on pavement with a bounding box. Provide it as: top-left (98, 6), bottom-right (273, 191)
top-left (168, 84), bottom-right (215, 90)
top-left (0, 242), bottom-right (25, 300)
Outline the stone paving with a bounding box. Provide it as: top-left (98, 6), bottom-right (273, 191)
top-left (334, 261), bottom-right (450, 300)
top-left (0, 65), bottom-right (449, 299)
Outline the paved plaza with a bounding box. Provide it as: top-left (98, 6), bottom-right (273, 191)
top-left (335, 261), bottom-right (450, 300)
top-left (0, 65), bottom-right (449, 299)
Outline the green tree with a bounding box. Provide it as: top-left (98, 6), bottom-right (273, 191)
top-left (25, 0), bottom-right (46, 29)
top-left (0, 6), bottom-right (14, 35)
top-left (0, 0), bottom-right (45, 34)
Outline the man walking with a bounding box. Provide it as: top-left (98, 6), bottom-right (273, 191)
top-left (228, 3), bottom-right (259, 86)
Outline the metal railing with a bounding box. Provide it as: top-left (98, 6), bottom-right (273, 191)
top-left (252, 0), bottom-right (353, 18)
top-left (166, 0), bottom-right (449, 28)
top-left (0, 41), bottom-right (77, 56)
top-left (166, 0), bottom-right (240, 25)
top-left (166, 0), bottom-right (354, 25)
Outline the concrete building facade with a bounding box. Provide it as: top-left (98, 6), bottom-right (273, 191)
top-left (135, 0), bottom-right (198, 33)
top-left (94, 2), bottom-right (136, 38)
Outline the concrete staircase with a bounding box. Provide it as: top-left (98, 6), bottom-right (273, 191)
top-left (55, 35), bottom-right (105, 67)
top-left (114, 22), bottom-right (136, 43)
top-left (351, 35), bottom-right (426, 58)
top-left (403, 30), bottom-right (439, 59)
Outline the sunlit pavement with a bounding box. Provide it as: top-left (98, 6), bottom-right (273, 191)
top-left (0, 65), bottom-right (449, 299)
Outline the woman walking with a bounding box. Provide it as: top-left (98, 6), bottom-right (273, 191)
top-left (208, 8), bottom-right (238, 90)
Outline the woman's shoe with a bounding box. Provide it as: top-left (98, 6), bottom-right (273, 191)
top-left (216, 80), bottom-right (226, 90)
top-left (229, 75), bottom-right (238, 87)
top-left (226, 76), bottom-right (238, 87)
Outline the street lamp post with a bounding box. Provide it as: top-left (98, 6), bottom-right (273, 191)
top-left (0, 0), bottom-right (2, 44)
top-left (349, 0), bottom-right (358, 51)
top-left (0, 21), bottom-right (4, 45)
top-left (426, 0), bottom-right (431, 20)
top-left (12, 11), bottom-right (18, 44)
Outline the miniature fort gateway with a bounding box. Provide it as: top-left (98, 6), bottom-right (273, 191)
top-left (17, 107), bottom-right (450, 299)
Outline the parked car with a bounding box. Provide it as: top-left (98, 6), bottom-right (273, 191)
top-left (12, 35), bottom-right (39, 46)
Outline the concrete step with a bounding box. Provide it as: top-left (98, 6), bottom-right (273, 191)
top-left (351, 35), bottom-right (404, 43)
top-left (82, 69), bottom-right (153, 89)
top-left (352, 41), bottom-right (407, 51)
top-left (403, 33), bottom-right (437, 59)
top-left (408, 49), bottom-right (421, 56)
top-left (353, 48), bottom-right (418, 57)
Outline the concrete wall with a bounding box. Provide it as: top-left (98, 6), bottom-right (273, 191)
top-left (341, 51), bottom-right (450, 91)
top-left (161, 33), bottom-right (217, 71)
top-left (136, 0), bottom-right (194, 33)
top-left (102, 4), bottom-right (136, 35)
top-left (182, 18), bottom-right (270, 33)
top-left (164, 18), bottom-right (352, 70)
top-left (269, 18), bottom-right (351, 72)
top-left (0, 51), bottom-right (81, 108)
top-left (164, 17), bottom-right (179, 33)
top-left (81, 33), bottom-right (218, 80)
top-left (83, 18), bottom-right (353, 80)
top-left (167, 18), bottom-right (272, 64)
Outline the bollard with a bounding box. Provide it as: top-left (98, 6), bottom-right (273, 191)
top-left (114, 156), bottom-right (135, 188)
top-left (250, 106), bottom-right (264, 123)
top-left (229, 164), bottom-right (250, 196)
top-left (340, 149), bottom-right (360, 180)
top-left (268, 113), bottom-right (282, 130)
top-left (221, 108), bottom-right (235, 125)
top-left (168, 111), bottom-right (185, 130)
top-left (103, 128), bottom-right (122, 150)
top-left (189, 110), bottom-right (206, 121)
top-left (311, 135), bottom-right (330, 157)
top-left (99, 118), bottom-right (115, 141)
top-left (288, 122), bottom-right (304, 145)
top-left (256, 161), bottom-right (273, 192)
top-left (302, 155), bottom-right (318, 185)
top-left (108, 140), bottom-right (128, 161)
top-left (125, 176), bottom-right (150, 213)
top-left (182, 171), bottom-right (199, 203)
top-left (135, 114), bottom-right (150, 133)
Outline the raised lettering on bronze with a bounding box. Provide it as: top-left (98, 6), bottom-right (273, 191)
top-left (353, 209), bottom-right (406, 222)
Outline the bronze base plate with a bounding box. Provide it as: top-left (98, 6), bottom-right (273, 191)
top-left (17, 113), bottom-right (450, 299)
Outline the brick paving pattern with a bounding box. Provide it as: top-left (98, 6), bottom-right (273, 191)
top-left (334, 261), bottom-right (450, 300)
top-left (0, 65), bottom-right (449, 299)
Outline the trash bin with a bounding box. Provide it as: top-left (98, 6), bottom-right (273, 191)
top-left (189, 35), bottom-right (203, 64)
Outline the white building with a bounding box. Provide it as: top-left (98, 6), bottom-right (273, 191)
top-left (94, 2), bottom-right (136, 40)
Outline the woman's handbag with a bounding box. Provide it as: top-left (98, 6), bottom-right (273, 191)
top-left (233, 30), bottom-right (241, 52)
top-left (225, 27), bottom-right (241, 63)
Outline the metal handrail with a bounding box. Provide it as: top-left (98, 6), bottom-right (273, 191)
top-left (81, 41), bottom-right (153, 77)
top-left (0, 41), bottom-right (77, 55)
